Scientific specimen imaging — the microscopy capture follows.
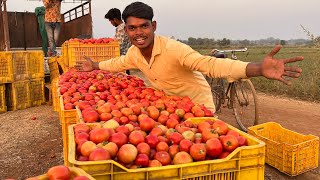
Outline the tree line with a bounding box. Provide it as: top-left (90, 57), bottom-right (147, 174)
top-left (176, 37), bottom-right (313, 48)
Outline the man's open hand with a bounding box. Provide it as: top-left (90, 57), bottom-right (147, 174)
top-left (75, 56), bottom-right (97, 72)
top-left (261, 45), bottom-right (304, 85)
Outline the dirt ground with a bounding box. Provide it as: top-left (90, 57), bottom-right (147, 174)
top-left (1, 71), bottom-right (319, 179)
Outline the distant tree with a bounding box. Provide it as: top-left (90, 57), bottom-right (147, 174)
top-left (218, 38), bottom-right (231, 47)
top-left (188, 37), bottom-right (197, 45)
top-left (239, 39), bottom-right (250, 46)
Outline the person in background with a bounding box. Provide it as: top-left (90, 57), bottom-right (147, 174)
top-left (43, 0), bottom-right (62, 57)
top-left (105, 8), bottom-right (132, 75)
top-left (79, 2), bottom-right (303, 112)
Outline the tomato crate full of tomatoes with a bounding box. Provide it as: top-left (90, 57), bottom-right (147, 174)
top-left (248, 122), bottom-right (319, 176)
top-left (68, 117), bottom-right (265, 180)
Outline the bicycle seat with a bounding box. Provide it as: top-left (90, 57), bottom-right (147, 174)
top-left (212, 52), bottom-right (227, 58)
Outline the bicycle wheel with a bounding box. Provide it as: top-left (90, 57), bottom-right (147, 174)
top-left (205, 76), bottom-right (225, 112)
top-left (232, 79), bottom-right (259, 132)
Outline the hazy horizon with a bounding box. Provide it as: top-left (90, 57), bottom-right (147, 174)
top-left (6, 0), bottom-right (320, 41)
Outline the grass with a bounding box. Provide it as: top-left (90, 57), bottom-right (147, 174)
top-left (197, 46), bottom-right (320, 102)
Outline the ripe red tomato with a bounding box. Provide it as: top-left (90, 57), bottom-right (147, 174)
top-left (82, 110), bottom-right (99, 123)
top-left (205, 138), bottom-right (223, 157)
top-left (117, 144), bottom-right (138, 164)
top-left (109, 132), bottom-right (128, 147)
top-left (145, 134), bottom-right (159, 149)
top-left (89, 148), bottom-right (111, 161)
top-left (202, 129), bottom-right (219, 142)
top-left (156, 141), bottom-right (169, 152)
top-left (47, 165), bottom-right (70, 180)
top-left (129, 131), bottom-right (145, 146)
top-left (221, 135), bottom-right (239, 152)
top-left (168, 132), bottom-right (183, 145)
top-left (212, 120), bottom-right (229, 135)
top-left (190, 143), bottom-right (207, 161)
top-left (74, 124), bottom-right (90, 134)
top-left (168, 144), bottom-right (179, 159)
top-left (140, 117), bottom-right (155, 132)
top-left (80, 141), bottom-right (97, 157)
top-left (236, 136), bottom-right (248, 147)
top-left (172, 152), bottom-right (193, 165)
top-left (226, 130), bottom-right (240, 137)
top-left (137, 142), bottom-right (151, 156)
top-left (197, 121), bottom-right (211, 133)
top-left (135, 154), bottom-right (150, 167)
top-left (75, 132), bottom-right (89, 144)
top-left (148, 160), bottom-right (162, 167)
top-left (154, 151), bottom-right (171, 165)
top-left (179, 139), bottom-right (193, 153)
top-left (89, 128), bottom-right (110, 144)
top-left (102, 142), bottom-right (118, 158)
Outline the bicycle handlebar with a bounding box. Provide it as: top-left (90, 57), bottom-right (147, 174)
top-left (212, 48), bottom-right (247, 54)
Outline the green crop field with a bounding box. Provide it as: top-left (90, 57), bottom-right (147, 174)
top-left (197, 46), bottom-right (320, 102)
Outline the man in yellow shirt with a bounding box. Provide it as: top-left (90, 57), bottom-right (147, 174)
top-left (79, 2), bottom-right (303, 112)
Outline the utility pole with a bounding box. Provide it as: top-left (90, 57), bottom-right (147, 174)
top-left (1, 0), bottom-right (10, 51)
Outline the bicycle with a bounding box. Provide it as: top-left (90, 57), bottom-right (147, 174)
top-left (206, 48), bottom-right (259, 132)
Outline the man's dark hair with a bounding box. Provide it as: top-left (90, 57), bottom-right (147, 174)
top-left (105, 8), bottom-right (121, 20)
top-left (122, 2), bottom-right (153, 23)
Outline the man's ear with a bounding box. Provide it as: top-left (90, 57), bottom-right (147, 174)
top-left (152, 21), bottom-right (157, 32)
top-left (124, 25), bottom-right (128, 34)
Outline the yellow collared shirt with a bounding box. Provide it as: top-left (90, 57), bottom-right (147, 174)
top-left (99, 35), bottom-right (249, 112)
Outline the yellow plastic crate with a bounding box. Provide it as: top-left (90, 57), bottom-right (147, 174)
top-left (68, 117), bottom-right (265, 180)
top-left (48, 57), bottom-right (60, 82)
top-left (248, 122), bottom-right (319, 176)
top-left (61, 42), bottom-right (69, 67)
top-left (5, 80), bottom-right (30, 111)
top-left (52, 78), bottom-right (60, 112)
top-left (28, 51), bottom-right (45, 79)
top-left (0, 84), bottom-right (6, 113)
top-left (12, 51), bottom-right (30, 81)
top-left (67, 41), bottom-right (120, 67)
top-left (57, 56), bottom-right (69, 73)
top-left (29, 78), bottom-right (45, 107)
top-left (59, 96), bottom-right (77, 166)
top-left (0, 52), bottom-right (13, 83)
top-left (28, 167), bottom-right (95, 180)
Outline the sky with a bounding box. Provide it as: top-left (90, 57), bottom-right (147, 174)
top-left (6, 0), bottom-right (320, 40)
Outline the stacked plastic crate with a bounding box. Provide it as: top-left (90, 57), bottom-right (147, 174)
top-left (0, 51), bottom-right (45, 113)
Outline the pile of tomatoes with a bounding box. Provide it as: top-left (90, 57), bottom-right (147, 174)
top-left (58, 69), bottom-right (248, 168)
top-left (74, 119), bottom-right (248, 168)
top-left (66, 38), bottom-right (115, 44)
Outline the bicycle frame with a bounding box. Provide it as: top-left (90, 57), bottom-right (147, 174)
top-left (212, 48), bottom-right (249, 109)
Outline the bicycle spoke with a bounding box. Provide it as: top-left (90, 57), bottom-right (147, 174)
top-left (233, 80), bottom-right (259, 132)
